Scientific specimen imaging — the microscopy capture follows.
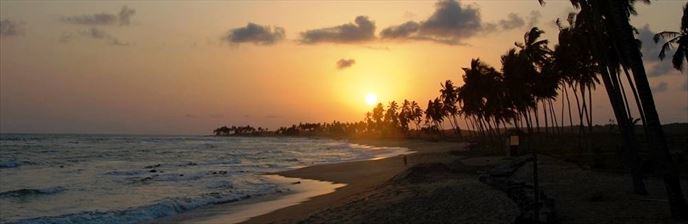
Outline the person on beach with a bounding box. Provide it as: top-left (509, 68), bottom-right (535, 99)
top-left (403, 155), bottom-right (408, 166)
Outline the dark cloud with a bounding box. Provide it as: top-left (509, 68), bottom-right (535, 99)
top-left (419, 0), bottom-right (481, 38)
top-left (80, 28), bottom-right (129, 46)
top-left (0, 19), bottom-right (22, 37)
top-left (652, 81), bottom-right (668, 92)
top-left (638, 24), bottom-right (682, 77)
top-left (118, 6), bottom-right (135, 26)
top-left (380, 21), bottom-right (420, 39)
top-left (381, 1), bottom-right (544, 45)
top-left (380, 0), bottom-right (484, 45)
top-left (300, 16), bottom-right (376, 44)
top-left (336, 59), bottom-right (356, 69)
top-left (223, 23), bottom-right (285, 45)
top-left (63, 6), bottom-right (135, 26)
top-left (499, 13), bottom-right (525, 30)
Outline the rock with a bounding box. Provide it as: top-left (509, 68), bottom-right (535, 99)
top-left (144, 164), bottom-right (161, 169)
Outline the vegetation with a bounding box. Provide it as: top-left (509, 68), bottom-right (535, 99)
top-left (214, 0), bottom-right (687, 218)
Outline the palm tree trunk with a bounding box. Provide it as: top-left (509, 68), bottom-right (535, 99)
top-left (606, 1), bottom-right (687, 217)
top-left (549, 99), bottom-right (560, 134)
top-left (565, 85), bottom-right (574, 132)
top-left (587, 86), bottom-right (593, 133)
top-left (601, 66), bottom-right (649, 195)
top-left (533, 103), bottom-right (541, 133)
top-left (543, 101), bottom-right (549, 135)
top-left (622, 67), bottom-right (647, 126)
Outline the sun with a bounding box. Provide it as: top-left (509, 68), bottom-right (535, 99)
top-left (365, 93), bottom-right (378, 106)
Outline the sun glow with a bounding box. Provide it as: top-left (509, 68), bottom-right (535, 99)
top-left (365, 93), bottom-right (378, 106)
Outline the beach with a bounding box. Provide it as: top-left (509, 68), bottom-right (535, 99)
top-left (163, 139), bottom-right (520, 224)
top-left (162, 138), bottom-right (686, 224)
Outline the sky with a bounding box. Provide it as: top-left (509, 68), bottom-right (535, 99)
top-left (0, 0), bottom-right (686, 135)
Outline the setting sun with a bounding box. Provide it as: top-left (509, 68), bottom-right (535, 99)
top-left (365, 93), bottom-right (378, 106)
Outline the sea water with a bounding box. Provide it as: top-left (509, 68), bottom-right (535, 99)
top-left (0, 134), bottom-right (411, 224)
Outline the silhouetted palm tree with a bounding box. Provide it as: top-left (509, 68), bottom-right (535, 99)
top-left (440, 80), bottom-right (462, 136)
top-left (410, 101), bottom-right (424, 131)
top-left (654, 2), bottom-right (688, 71)
top-left (540, 0), bottom-right (687, 217)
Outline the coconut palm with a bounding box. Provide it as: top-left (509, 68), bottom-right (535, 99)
top-left (540, 0), bottom-right (687, 217)
top-left (439, 80), bottom-right (462, 136)
top-left (654, 2), bottom-right (688, 71)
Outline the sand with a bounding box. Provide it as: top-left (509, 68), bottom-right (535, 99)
top-left (160, 139), bottom-right (474, 224)
top-left (160, 138), bottom-right (686, 224)
top-left (242, 139), bottom-right (467, 224)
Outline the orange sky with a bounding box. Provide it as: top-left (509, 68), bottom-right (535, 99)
top-left (1, 0), bottom-right (686, 134)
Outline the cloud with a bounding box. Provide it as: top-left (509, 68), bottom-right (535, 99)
top-left (0, 19), bottom-right (22, 37)
top-left (380, 21), bottom-right (420, 39)
top-left (652, 81), bottom-right (668, 92)
top-left (223, 23), bottom-right (285, 45)
top-left (336, 59), bottom-right (356, 69)
top-left (380, 0), bottom-right (484, 45)
top-left (300, 16), bottom-right (376, 44)
top-left (638, 24), bottom-right (682, 77)
top-left (381, 1), bottom-right (544, 45)
top-left (79, 28), bottom-right (129, 46)
top-left (499, 13), bottom-right (525, 30)
top-left (63, 6), bottom-right (135, 26)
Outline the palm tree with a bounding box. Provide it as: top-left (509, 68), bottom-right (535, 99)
top-left (540, 0), bottom-right (687, 217)
top-left (516, 27), bottom-right (553, 133)
top-left (440, 80), bottom-right (462, 136)
top-left (654, 2), bottom-right (688, 71)
top-left (424, 98), bottom-right (444, 135)
top-left (384, 101), bottom-right (400, 134)
top-left (372, 103), bottom-right (385, 134)
top-left (410, 101), bottom-right (424, 131)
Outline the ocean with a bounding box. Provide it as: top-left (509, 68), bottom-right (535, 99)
top-left (0, 134), bottom-right (411, 224)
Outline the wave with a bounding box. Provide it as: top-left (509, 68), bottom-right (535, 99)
top-left (0, 161), bottom-right (19, 169)
top-left (12, 188), bottom-right (285, 224)
top-left (0, 187), bottom-right (65, 198)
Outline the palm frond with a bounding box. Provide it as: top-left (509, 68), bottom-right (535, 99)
top-left (659, 42), bottom-right (673, 60)
top-left (671, 47), bottom-right (685, 71)
top-left (654, 31), bottom-right (680, 43)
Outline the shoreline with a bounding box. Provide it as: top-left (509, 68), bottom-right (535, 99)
top-left (159, 139), bottom-right (448, 224)
top-left (241, 139), bottom-right (466, 223)
top-left (153, 175), bottom-right (346, 224)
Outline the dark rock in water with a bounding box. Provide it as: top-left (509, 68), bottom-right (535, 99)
top-left (390, 163), bottom-right (456, 185)
top-left (144, 164), bottom-right (161, 169)
top-left (0, 161), bottom-right (19, 169)
top-left (149, 169), bottom-right (157, 173)
top-left (186, 162), bottom-right (197, 166)
top-left (0, 187), bottom-right (66, 198)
